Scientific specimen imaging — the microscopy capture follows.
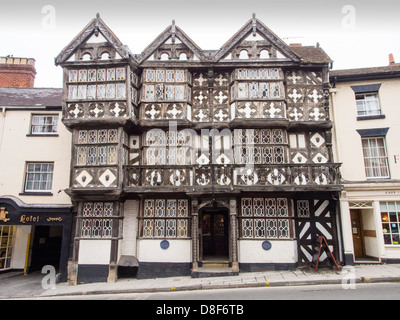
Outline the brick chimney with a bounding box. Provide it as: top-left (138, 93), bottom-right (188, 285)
top-left (0, 56), bottom-right (37, 88)
top-left (389, 53), bottom-right (396, 65)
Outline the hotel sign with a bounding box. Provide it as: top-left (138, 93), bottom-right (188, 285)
top-left (0, 205), bottom-right (65, 225)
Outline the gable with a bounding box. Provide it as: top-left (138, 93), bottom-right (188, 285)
top-left (215, 15), bottom-right (300, 62)
top-left (55, 14), bottom-right (131, 66)
top-left (136, 21), bottom-right (208, 64)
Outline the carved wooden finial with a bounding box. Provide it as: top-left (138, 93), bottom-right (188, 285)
top-left (252, 13), bottom-right (257, 37)
top-left (94, 14), bottom-right (100, 36)
top-left (171, 19), bottom-right (176, 44)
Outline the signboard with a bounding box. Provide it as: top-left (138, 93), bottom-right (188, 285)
top-left (0, 200), bottom-right (70, 226)
top-left (311, 235), bottom-right (340, 271)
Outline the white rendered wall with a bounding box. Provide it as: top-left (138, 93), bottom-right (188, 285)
top-left (238, 240), bottom-right (297, 264)
top-left (137, 239), bottom-right (191, 263)
top-left (78, 240), bottom-right (111, 265)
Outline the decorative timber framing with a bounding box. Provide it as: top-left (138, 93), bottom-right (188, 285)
top-left (55, 13), bottom-right (133, 66)
top-left (55, 13), bottom-right (343, 283)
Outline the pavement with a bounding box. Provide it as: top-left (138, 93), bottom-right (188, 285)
top-left (1, 263), bottom-right (400, 299)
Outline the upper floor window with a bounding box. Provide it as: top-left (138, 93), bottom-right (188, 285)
top-left (356, 92), bottom-right (381, 116)
top-left (30, 115), bottom-right (58, 135)
top-left (24, 162), bottom-right (54, 192)
top-left (351, 84), bottom-right (383, 119)
top-left (362, 137), bottom-right (390, 179)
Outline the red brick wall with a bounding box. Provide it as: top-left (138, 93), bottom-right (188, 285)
top-left (0, 64), bottom-right (36, 88)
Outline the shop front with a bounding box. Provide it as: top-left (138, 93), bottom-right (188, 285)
top-left (340, 186), bottom-right (400, 265)
top-left (0, 196), bottom-right (72, 282)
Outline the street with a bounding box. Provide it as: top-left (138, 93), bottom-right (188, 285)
top-left (23, 282), bottom-right (400, 300)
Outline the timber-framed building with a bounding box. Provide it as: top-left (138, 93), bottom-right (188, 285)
top-left (55, 14), bottom-right (343, 283)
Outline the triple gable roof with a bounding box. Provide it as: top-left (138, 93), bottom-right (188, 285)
top-left (55, 14), bottom-right (331, 66)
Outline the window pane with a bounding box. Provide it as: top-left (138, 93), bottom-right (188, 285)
top-left (356, 93), bottom-right (380, 116)
top-left (25, 163), bottom-right (53, 191)
top-left (362, 137), bottom-right (389, 178)
top-left (31, 115), bottom-right (58, 134)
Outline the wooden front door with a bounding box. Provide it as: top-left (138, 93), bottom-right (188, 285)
top-left (351, 210), bottom-right (365, 258)
top-left (201, 211), bottom-right (229, 259)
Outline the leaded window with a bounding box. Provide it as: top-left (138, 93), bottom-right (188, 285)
top-left (296, 200), bottom-right (310, 217)
top-left (165, 85), bottom-right (175, 100)
top-left (156, 84), bottom-right (164, 100)
top-left (80, 202), bottom-right (116, 239)
top-left (146, 70), bottom-right (155, 82)
top-left (176, 70), bottom-right (185, 82)
top-left (144, 129), bottom-right (194, 165)
top-left (88, 69), bottom-right (96, 82)
top-left (145, 85), bottom-right (155, 100)
top-left (156, 70), bottom-right (165, 82)
top-left (75, 129), bottom-right (119, 166)
top-left (116, 68), bottom-right (126, 80)
top-left (239, 198), bottom-right (292, 239)
top-left (140, 199), bottom-right (190, 238)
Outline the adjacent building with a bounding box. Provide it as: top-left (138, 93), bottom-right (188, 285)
top-left (330, 59), bottom-right (400, 265)
top-left (0, 56), bottom-right (72, 281)
top-left (55, 14), bottom-right (342, 284)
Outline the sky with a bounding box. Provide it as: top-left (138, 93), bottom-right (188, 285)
top-left (0, 0), bottom-right (399, 88)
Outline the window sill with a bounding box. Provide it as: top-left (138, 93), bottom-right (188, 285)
top-left (19, 192), bottom-right (53, 196)
top-left (26, 134), bottom-right (59, 137)
top-left (357, 115), bottom-right (386, 121)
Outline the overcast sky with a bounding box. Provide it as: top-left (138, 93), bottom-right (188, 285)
top-left (1, 0), bottom-right (399, 88)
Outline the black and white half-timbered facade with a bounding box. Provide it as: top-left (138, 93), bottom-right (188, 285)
top-left (55, 14), bottom-right (343, 284)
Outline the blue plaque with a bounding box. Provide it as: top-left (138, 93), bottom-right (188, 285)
top-left (160, 240), bottom-right (170, 250)
top-left (262, 240), bottom-right (272, 251)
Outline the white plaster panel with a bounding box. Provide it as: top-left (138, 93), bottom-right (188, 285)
top-left (384, 247), bottom-right (400, 259)
top-left (78, 240), bottom-right (111, 264)
top-left (137, 239), bottom-right (191, 263)
top-left (120, 200), bottom-right (138, 257)
top-left (238, 240), bottom-right (297, 263)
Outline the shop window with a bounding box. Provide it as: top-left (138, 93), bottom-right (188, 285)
top-left (0, 226), bottom-right (15, 270)
top-left (381, 202), bottom-right (400, 246)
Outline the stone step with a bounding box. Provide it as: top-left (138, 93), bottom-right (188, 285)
top-left (191, 266), bottom-right (239, 278)
top-left (202, 262), bottom-right (229, 268)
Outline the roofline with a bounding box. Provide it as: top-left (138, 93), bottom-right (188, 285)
top-left (0, 106), bottom-right (62, 110)
top-left (329, 67), bottom-right (400, 82)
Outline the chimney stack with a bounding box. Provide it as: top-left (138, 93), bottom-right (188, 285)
top-left (0, 56), bottom-right (37, 88)
top-left (389, 53), bottom-right (396, 65)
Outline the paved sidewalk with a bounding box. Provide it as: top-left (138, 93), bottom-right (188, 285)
top-left (1, 264), bottom-right (400, 299)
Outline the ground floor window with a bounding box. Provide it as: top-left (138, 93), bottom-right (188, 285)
top-left (80, 202), bottom-right (116, 238)
top-left (381, 201), bottom-right (400, 245)
top-left (0, 226), bottom-right (15, 270)
top-left (140, 199), bottom-right (190, 238)
top-left (239, 198), bottom-right (293, 239)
